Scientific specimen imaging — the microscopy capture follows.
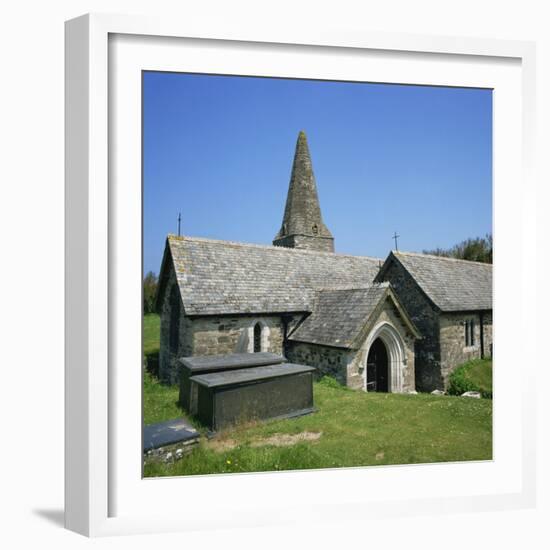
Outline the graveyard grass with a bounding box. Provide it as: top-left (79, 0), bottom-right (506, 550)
top-left (447, 358), bottom-right (493, 399)
top-left (143, 314), bottom-right (493, 477)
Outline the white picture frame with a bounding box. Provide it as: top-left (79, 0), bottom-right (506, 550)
top-left (65, 13), bottom-right (537, 537)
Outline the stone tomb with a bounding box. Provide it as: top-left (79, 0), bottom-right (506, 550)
top-left (190, 363), bottom-right (316, 431)
top-left (143, 416), bottom-right (199, 451)
top-left (179, 352), bottom-right (286, 414)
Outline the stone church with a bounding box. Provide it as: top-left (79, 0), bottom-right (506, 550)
top-left (155, 131), bottom-right (493, 393)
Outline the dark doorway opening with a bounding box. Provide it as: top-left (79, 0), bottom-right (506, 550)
top-left (366, 338), bottom-right (389, 392)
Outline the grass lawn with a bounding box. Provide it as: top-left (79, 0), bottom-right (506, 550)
top-left (448, 358), bottom-right (493, 398)
top-left (465, 359), bottom-right (492, 394)
top-left (143, 313), bottom-right (160, 358)
top-left (142, 313), bottom-right (492, 477)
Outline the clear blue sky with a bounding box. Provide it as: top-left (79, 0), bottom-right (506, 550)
top-left (143, 72), bottom-right (492, 275)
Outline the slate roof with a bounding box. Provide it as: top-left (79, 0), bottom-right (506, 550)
top-left (379, 251), bottom-right (492, 312)
top-left (289, 283), bottom-right (420, 349)
top-left (159, 235), bottom-right (381, 316)
top-left (289, 285), bottom-right (387, 348)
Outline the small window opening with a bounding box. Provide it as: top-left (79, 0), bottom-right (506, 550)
top-left (464, 319), bottom-right (475, 347)
top-left (253, 323), bottom-right (262, 353)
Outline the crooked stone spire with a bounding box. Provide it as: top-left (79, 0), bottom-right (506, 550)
top-left (273, 131), bottom-right (334, 253)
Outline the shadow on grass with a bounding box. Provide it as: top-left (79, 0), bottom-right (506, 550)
top-left (144, 351), bottom-right (159, 378)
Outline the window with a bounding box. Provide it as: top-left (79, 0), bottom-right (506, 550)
top-left (253, 322), bottom-right (262, 353)
top-left (464, 319), bottom-right (475, 347)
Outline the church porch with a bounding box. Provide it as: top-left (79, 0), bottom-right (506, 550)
top-left (287, 283), bottom-right (420, 393)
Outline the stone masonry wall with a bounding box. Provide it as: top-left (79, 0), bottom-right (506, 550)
top-left (378, 259), bottom-right (443, 391)
top-left (190, 315), bottom-right (285, 357)
top-left (483, 312), bottom-right (493, 357)
top-left (159, 268), bottom-right (193, 384)
top-left (287, 299), bottom-right (416, 392)
top-left (439, 311), bottom-right (493, 387)
top-left (286, 342), bottom-right (350, 385)
top-left (346, 300), bottom-right (416, 392)
top-left (159, 281), bottom-right (301, 383)
top-left (273, 234), bottom-right (334, 253)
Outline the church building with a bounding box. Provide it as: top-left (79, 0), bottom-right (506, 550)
top-left (155, 131), bottom-right (492, 393)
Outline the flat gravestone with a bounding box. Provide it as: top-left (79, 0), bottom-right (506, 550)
top-left (190, 363), bottom-right (316, 431)
top-left (143, 417), bottom-right (199, 452)
top-left (179, 352), bottom-right (285, 414)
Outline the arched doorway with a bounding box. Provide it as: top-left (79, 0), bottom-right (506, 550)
top-left (366, 338), bottom-right (389, 392)
top-left (363, 322), bottom-right (406, 393)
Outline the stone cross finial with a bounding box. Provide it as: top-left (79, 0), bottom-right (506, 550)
top-left (393, 231), bottom-right (400, 251)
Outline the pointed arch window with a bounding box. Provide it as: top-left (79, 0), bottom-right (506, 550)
top-left (253, 323), bottom-right (262, 353)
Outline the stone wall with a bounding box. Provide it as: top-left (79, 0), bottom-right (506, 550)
top-left (378, 259), bottom-right (442, 391)
top-left (159, 274), bottom-right (303, 384)
top-left (286, 342), bottom-right (350, 385)
top-left (190, 315), bottom-right (285, 357)
top-left (439, 311), bottom-right (493, 387)
top-left (347, 300), bottom-right (416, 392)
top-left (273, 234), bottom-right (334, 253)
top-left (439, 312), bottom-right (482, 386)
top-left (482, 312), bottom-right (493, 357)
top-left (288, 300), bottom-right (416, 393)
top-left (159, 267), bottom-right (193, 384)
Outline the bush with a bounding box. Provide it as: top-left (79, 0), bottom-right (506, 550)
top-left (448, 359), bottom-right (493, 399)
top-left (143, 271), bottom-right (158, 314)
top-left (448, 366), bottom-right (478, 396)
top-left (317, 375), bottom-right (348, 390)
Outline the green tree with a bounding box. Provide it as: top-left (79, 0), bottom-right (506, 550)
top-left (143, 271), bottom-right (158, 314)
top-left (423, 234), bottom-right (492, 263)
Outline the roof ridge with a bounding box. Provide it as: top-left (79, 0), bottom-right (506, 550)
top-left (394, 250), bottom-right (492, 267)
top-left (168, 234), bottom-right (382, 262)
top-left (316, 283), bottom-right (389, 292)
